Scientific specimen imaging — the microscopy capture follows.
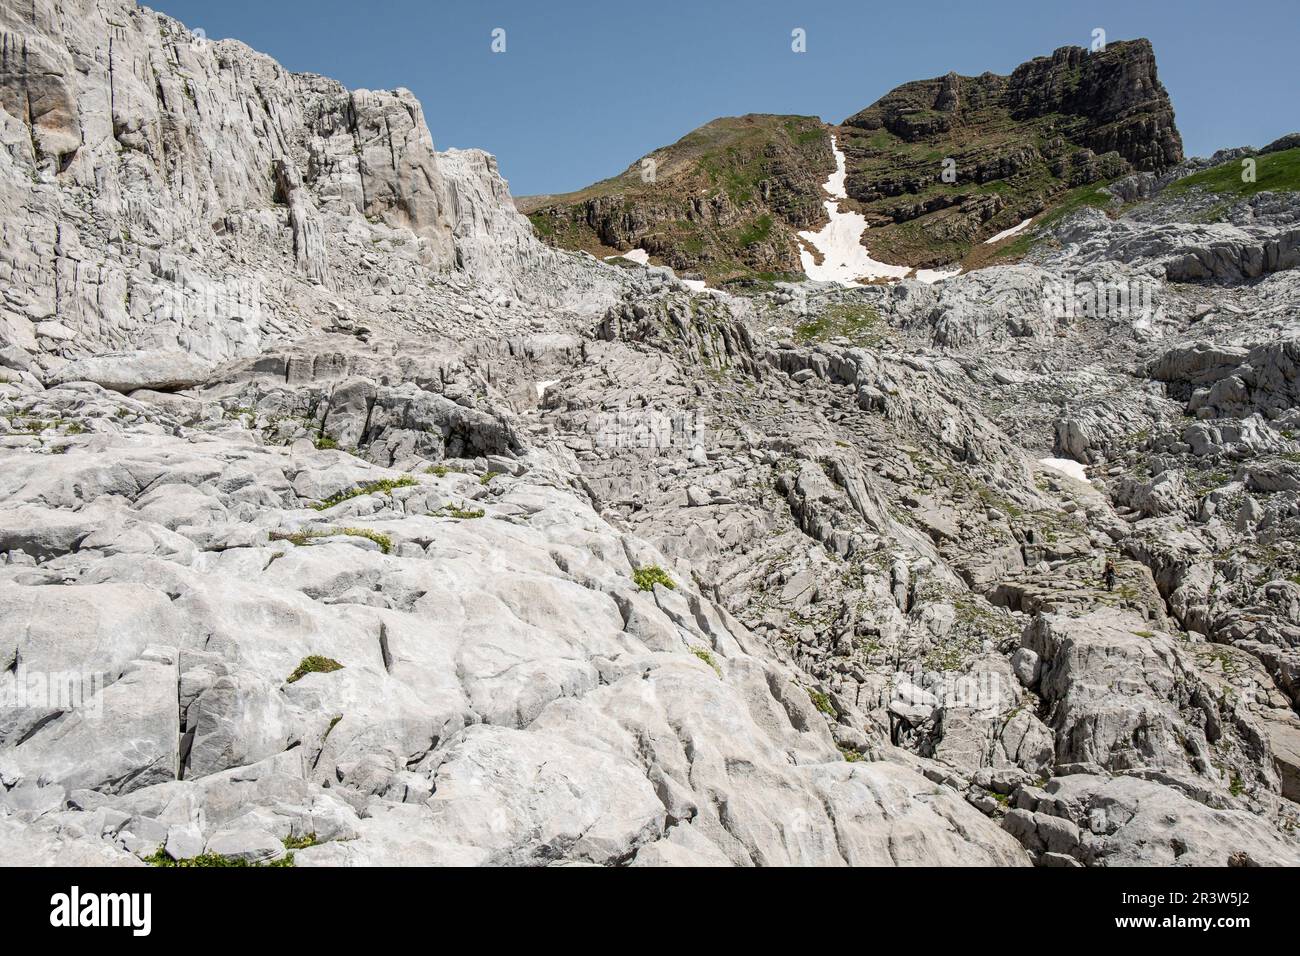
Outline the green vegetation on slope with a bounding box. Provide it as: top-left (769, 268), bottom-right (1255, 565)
top-left (1165, 148), bottom-right (1300, 199)
top-left (990, 180), bottom-right (1116, 261)
top-left (794, 304), bottom-right (889, 347)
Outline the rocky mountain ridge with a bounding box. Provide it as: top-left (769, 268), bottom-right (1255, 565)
top-left (519, 113), bottom-right (835, 287)
top-left (525, 39), bottom-right (1186, 284)
top-left (1, 0), bottom-right (1298, 868)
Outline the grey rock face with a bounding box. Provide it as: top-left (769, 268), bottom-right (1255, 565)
top-left (1012, 774), bottom-right (1299, 866)
top-left (0, 0), bottom-right (1297, 868)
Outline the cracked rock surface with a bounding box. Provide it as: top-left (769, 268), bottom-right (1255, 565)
top-left (0, 0), bottom-right (1298, 866)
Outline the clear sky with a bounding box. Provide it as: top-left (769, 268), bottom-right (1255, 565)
top-left (145, 0), bottom-right (1298, 198)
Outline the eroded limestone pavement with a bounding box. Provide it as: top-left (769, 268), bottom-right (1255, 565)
top-left (0, 0), bottom-right (1298, 866)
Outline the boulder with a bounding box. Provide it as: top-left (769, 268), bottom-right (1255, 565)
top-left (46, 351), bottom-right (212, 393)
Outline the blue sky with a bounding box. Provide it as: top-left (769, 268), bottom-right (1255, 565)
top-left (147, 0), bottom-right (1297, 197)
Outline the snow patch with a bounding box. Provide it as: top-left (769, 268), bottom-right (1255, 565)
top-left (536, 379), bottom-right (560, 400)
top-left (984, 217), bottom-right (1034, 245)
top-left (798, 136), bottom-right (912, 285)
top-left (605, 248), bottom-right (649, 265)
top-left (914, 265), bottom-right (961, 283)
top-left (1039, 457), bottom-right (1090, 483)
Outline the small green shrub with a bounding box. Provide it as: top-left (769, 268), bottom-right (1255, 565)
top-left (145, 848), bottom-right (295, 868)
top-left (633, 565), bottom-right (676, 592)
top-left (311, 476), bottom-right (417, 511)
top-left (314, 435), bottom-right (339, 450)
top-left (282, 833), bottom-right (317, 851)
top-left (807, 688), bottom-right (835, 716)
top-left (432, 506), bottom-right (485, 520)
top-left (691, 647), bottom-right (722, 677)
top-left (287, 655), bottom-right (343, 684)
top-left (480, 471), bottom-right (503, 485)
top-left (270, 526), bottom-right (392, 554)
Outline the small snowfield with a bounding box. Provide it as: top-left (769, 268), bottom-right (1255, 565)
top-left (798, 136), bottom-right (958, 287)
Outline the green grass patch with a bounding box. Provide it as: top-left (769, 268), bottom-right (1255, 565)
top-left (992, 181), bottom-right (1117, 260)
top-left (1165, 148), bottom-right (1300, 200)
top-left (286, 655), bottom-right (343, 684)
top-left (432, 506), bottom-right (485, 520)
top-left (736, 214), bottom-right (773, 248)
top-left (794, 303), bottom-right (887, 347)
top-left (992, 227), bottom-right (1040, 260)
top-left (314, 435), bottom-right (339, 450)
top-left (527, 213), bottom-right (556, 237)
top-left (339, 527), bottom-right (393, 553)
top-left (270, 526), bottom-right (393, 554)
top-left (145, 848), bottom-right (296, 868)
top-left (1047, 181), bottom-right (1113, 219)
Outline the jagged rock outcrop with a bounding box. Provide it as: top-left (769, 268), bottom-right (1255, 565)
top-left (273, 159), bottom-right (333, 287)
top-left (0, 374), bottom-right (1030, 867)
top-left (0, 0), bottom-right (619, 377)
top-left (1004, 41), bottom-right (1183, 171)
